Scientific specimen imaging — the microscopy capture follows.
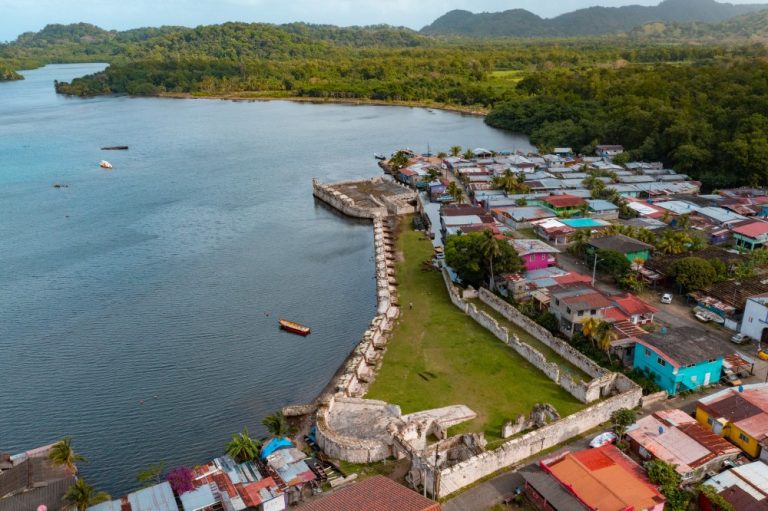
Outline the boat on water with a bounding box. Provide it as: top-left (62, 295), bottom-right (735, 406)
top-left (101, 145), bottom-right (129, 150)
top-left (279, 319), bottom-right (311, 336)
top-left (99, 160), bottom-right (113, 169)
top-left (374, 153), bottom-right (386, 160)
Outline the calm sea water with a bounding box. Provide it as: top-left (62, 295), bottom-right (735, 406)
top-left (0, 63), bottom-right (533, 495)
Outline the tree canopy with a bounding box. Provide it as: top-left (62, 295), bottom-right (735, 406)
top-left (445, 231), bottom-right (523, 288)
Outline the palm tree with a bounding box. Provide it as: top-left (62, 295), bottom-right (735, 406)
top-left (262, 411), bottom-right (290, 437)
top-left (677, 213), bottom-right (691, 230)
top-left (569, 229), bottom-right (593, 255)
top-left (636, 228), bottom-right (656, 245)
top-left (577, 202), bottom-right (590, 218)
top-left (436, 151), bottom-right (447, 159)
top-left (63, 479), bottom-right (110, 511)
top-left (450, 145), bottom-right (462, 157)
top-left (661, 210), bottom-right (672, 224)
top-left (49, 438), bottom-right (85, 474)
top-left (479, 229), bottom-right (503, 290)
top-left (226, 427), bottom-right (262, 463)
top-left (596, 323), bottom-right (618, 364)
top-left (446, 181), bottom-right (463, 204)
top-left (462, 148), bottom-right (475, 160)
top-left (656, 230), bottom-right (688, 255)
top-left (580, 316), bottom-right (602, 348)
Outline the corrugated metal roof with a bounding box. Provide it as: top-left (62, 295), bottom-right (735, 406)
top-left (704, 461), bottom-right (768, 502)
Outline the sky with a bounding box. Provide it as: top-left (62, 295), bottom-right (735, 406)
top-left (1, 0), bottom-right (767, 42)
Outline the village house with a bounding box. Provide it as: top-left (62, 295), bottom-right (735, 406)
top-left (0, 443), bottom-right (76, 511)
top-left (586, 199), bottom-right (619, 219)
top-left (549, 284), bottom-right (613, 337)
top-left (732, 220), bottom-right (768, 251)
top-left (509, 239), bottom-right (560, 271)
top-left (699, 461), bottom-right (768, 511)
top-left (179, 453), bottom-right (288, 511)
top-left (491, 205), bottom-right (558, 229)
top-left (89, 482), bottom-right (178, 511)
top-left (531, 218), bottom-right (576, 244)
top-left (625, 199), bottom-right (667, 219)
top-left (696, 383), bottom-right (768, 460)
top-left (586, 234), bottom-right (653, 263)
top-left (609, 293), bottom-right (657, 325)
top-left (625, 409), bottom-right (740, 482)
top-left (540, 194), bottom-right (586, 217)
top-left (634, 327), bottom-right (728, 396)
top-left (295, 475), bottom-right (441, 511)
top-left (740, 293), bottom-right (768, 346)
top-left (521, 445), bottom-right (665, 511)
top-left (595, 144), bottom-right (625, 157)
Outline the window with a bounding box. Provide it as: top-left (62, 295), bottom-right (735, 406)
top-left (657, 357), bottom-right (667, 367)
top-left (555, 298), bottom-right (560, 306)
top-left (739, 433), bottom-right (750, 443)
top-left (578, 311), bottom-right (584, 317)
top-left (567, 307), bottom-right (572, 314)
top-left (707, 416), bottom-right (715, 426)
top-left (590, 309), bottom-right (596, 315)
top-left (644, 348), bottom-right (651, 357)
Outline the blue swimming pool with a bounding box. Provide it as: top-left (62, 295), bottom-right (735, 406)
top-left (562, 218), bottom-right (606, 228)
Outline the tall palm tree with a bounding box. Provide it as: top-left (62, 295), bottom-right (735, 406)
top-left (63, 479), bottom-right (110, 511)
top-left (226, 427), bottom-right (262, 463)
top-left (569, 229), bottom-right (593, 255)
top-left (479, 230), bottom-right (503, 290)
top-left (656, 230), bottom-right (688, 255)
top-left (677, 213), bottom-right (691, 230)
top-left (462, 148), bottom-right (475, 160)
top-left (450, 145), bottom-right (461, 157)
top-left (446, 181), bottom-right (462, 203)
top-left (580, 316), bottom-right (602, 348)
top-left (49, 438), bottom-right (85, 474)
top-left (596, 322), bottom-right (618, 364)
top-left (262, 412), bottom-right (290, 438)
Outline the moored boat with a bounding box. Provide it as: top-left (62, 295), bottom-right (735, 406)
top-left (99, 160), bottom-right (113, 169)
top-left (279, 319), bottom-right (311, 336)
top-left (374, 153), bottom-right (386, 160)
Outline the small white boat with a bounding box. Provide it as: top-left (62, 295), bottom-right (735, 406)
top-left (99, 160), bottom-right (113, 169)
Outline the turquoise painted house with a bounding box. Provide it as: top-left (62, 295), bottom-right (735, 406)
top-left (633, 327), bottom-right (725, 396)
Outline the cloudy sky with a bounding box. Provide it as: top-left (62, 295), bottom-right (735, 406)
top-left (1, 0), bottom-right (766, 41)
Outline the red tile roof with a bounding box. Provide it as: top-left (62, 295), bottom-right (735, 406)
top-left (612, 293), bottom-right (657, 316)
top-left (732, 220), bottom-right (768, 239)
top-left (543, 446), bottom-right (664, 511)
top-left (543, 194), bottom-right (586, 208)
top-left (295, 476), bottom-right (441, 511)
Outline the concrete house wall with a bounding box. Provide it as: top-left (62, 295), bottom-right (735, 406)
top-left (634, 345), bottom-right (722, 396)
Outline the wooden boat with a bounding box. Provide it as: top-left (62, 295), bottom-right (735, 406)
top-left (279, 319), bottom-right (311, 336)
top-left (101, 145), bottom-right (129, 150)
top-left (99, 160), bottom-right (113, 169)
top-left (374, 153), bottom-right (386, 160)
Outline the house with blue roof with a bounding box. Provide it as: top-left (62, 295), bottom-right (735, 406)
top-left (633, 327), bottom-right (728, 396)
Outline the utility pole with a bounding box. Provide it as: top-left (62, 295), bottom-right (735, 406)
top-left (591, 252), bottom-right (602, 287)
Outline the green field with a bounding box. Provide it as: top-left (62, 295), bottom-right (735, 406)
top-left (366, 221), bottom-right (586, 444)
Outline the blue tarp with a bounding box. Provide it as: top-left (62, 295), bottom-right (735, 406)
top-left (260, 437), bottom-right (293, 460)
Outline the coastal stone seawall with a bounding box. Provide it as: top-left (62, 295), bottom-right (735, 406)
top-left (311, 177), bottom-right (416, 218)
top-left (441, 269), bottom-right (608, 403)
top-left (430, 373), bottom-right (642, 498)
top-left (312, 178), bottom-right (388, 219)
top-left (315, 397), bottom-right (395, 464)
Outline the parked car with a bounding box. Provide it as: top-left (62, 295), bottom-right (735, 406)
top-left (589, 432), bottom-right (618, 448)
top-left (759, 350), bottom-right (768, 361)
top-left (731, 333), bottom-right (751, 344)
top-left (660, 293), bottom-right (673, 304)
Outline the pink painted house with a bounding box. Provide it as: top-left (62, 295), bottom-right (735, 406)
top-left (509, 239), bottom-right (560, 272)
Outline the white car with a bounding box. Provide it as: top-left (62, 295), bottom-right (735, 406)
top-left (660, 293), bottom-right (673, 304)
top-left (589, 432), bottom-right (618, 448)
top-left (731, 333), bottom-right (751, 344)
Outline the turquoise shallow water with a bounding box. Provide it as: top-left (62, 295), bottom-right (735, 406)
top-left (0, 64), bottom-right (533, 495)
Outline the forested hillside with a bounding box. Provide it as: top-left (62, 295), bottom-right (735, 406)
top-left (630, 9), bottom-right (768, 40)
top-left (485, 60), bottom-right (768, 187)
top-left (421, 0), bottom-right (767, 37)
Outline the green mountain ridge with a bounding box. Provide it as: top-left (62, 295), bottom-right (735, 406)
top-left (631, 9), bottom-right (768, 39)
top-left (421, 0), bottom-right (768, 37)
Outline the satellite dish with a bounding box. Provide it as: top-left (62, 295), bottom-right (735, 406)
top-left (658, 426), bottom-right (664, 435)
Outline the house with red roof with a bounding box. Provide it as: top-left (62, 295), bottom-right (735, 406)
top-left (295, 475), bottom-right (440, 511)
top-left (522, 445), bottom-right (665, 511)
top-left (541, 194), bottom-right (587, 217)
top-left (611, 293), bottom-right (657, 325)
top-left (732, 220), bottom-right (768, 251)
top-left (626, 409), bottom-right (740, 482)
top-left (549, 284), bottom-right (614, 337)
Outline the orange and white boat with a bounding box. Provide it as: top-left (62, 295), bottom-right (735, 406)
top-left (279, 319), bottom-right (310, 336)
top-left (99, 160), bottom-right (113, 169)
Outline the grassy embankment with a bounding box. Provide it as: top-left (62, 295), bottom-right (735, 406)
top-left (366, 221), bottom-right (586, 446)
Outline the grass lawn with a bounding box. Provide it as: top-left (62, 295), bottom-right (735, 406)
top-left (366, 220), bottom-right (587, 445)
